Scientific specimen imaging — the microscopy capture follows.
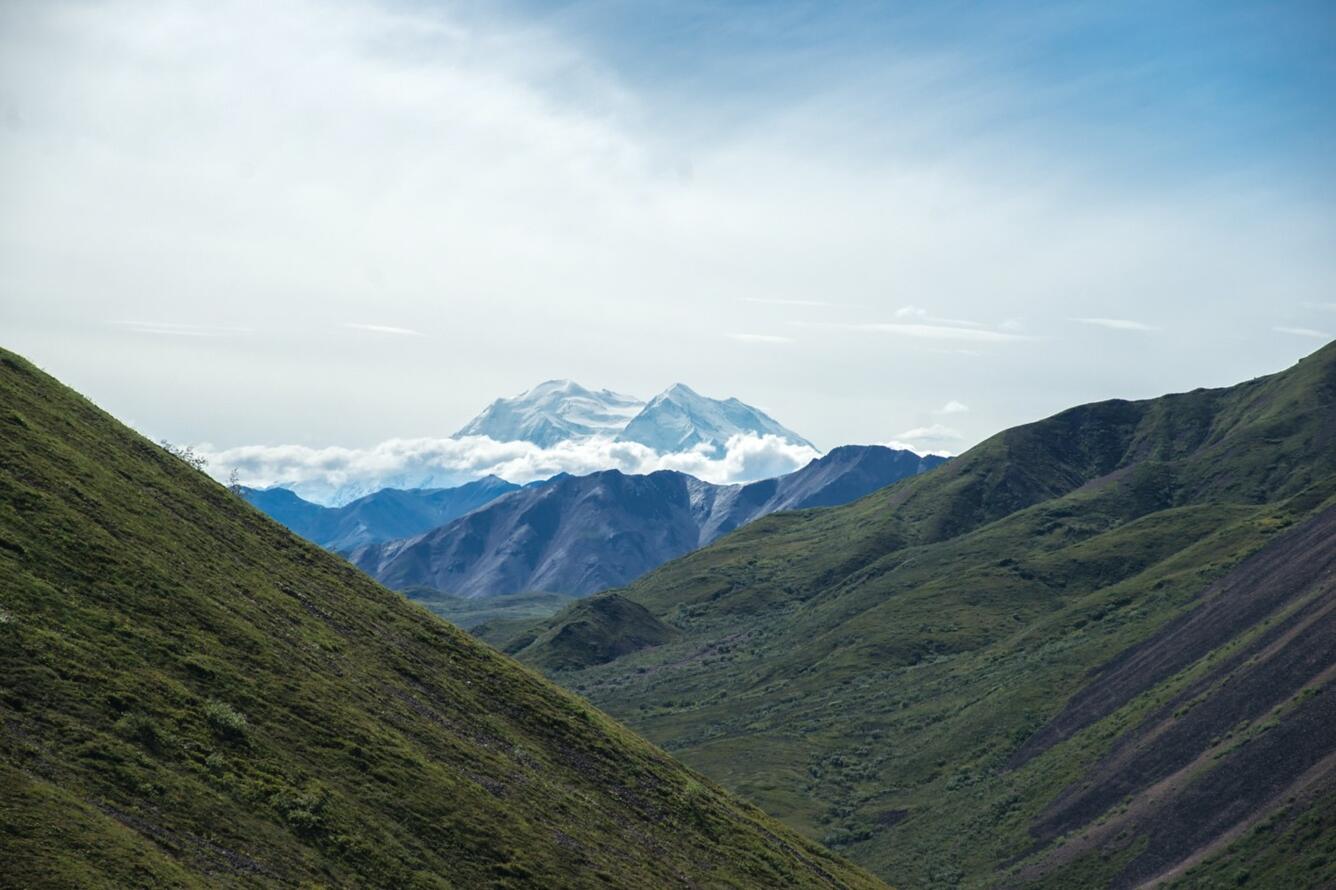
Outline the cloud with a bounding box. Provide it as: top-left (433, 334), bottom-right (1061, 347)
top-left (849, 323), bottom-right (1031, 343)
top-left (201, 433), bottom-right (821, 505)
top-left (342, 323), bottom-right (424, 336)
top-left (1071, 317), bottom-right (1160, 332)
top-left (894, 306), bottom-right (982, 327)
top-left (1301, 303), bottom-right (1336, 312)
top-left (934, 400), bottom-right (970, 414)
top-left (1273, 326), bottom-right (1331, 339)
top-left (894, 423), bottom-right (964, 442)
top-left (742, 298), bottom-right (829, 307)
top-left (728, 333), bottom-right (794, 344)
top-left (883, 440), bottom-right (956, 458)
top-left (5, 0), bottom-right (1335, 455)
top-left (883, 422), bottom-right (964, 457)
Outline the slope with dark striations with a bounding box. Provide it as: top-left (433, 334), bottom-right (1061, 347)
top-left (351, 445), bottom-right (943, 599)
top-left (241, 476), bottom-right (519, 551)
top-left (0, 348), bottom-right (885, 890)
top-left (510, 342), bottom-right (1336, 888)
top-left (1013, 505), bottom-right (1336, 888)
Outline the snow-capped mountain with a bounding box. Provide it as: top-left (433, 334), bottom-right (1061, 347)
top-left (452, 380), bottom-right (644, 447)
top-left (616, 383), bottom-right (815, 454)
top-left (453, 380), bottom-right (815, 454)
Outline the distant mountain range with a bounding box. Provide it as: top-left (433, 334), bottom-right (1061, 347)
top-left (246, 379), bottom-right (817, 507)
top-left (239, 475), bottom-right (520, 551)
top-left (454, 378), bottom-right (815, 453)
top-left (349, 445), bottom-right (945, 598)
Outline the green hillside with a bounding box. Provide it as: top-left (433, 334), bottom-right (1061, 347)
top-left (504, 594), bottom-right (680, 673)
top-left (514, 343), bottom-right (1336, 888)
top-left (0, 348), bottom-right (886, 890)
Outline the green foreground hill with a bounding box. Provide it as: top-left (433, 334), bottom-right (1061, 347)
top-left (508, 343), bottom-right (1336, 888)
top-left (0, 348), bottom-right (885, 890)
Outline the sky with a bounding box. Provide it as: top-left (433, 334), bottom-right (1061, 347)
top-left (2, 0), bottom-right (1334, 493)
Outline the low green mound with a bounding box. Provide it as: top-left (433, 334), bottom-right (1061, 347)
top-left (0, 348), bottom-right (884, 890)
top-left (508, 593), bottom-right (680, 672)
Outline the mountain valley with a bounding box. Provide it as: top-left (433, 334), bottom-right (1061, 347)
top-left (501, 343), bottom-right (1336, 888)
top-left (0, 348), bottom-right (885, 889)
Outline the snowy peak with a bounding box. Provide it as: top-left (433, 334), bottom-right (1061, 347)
top-left (453, 379), bottom-right (814, 454)
top-left (617, 384), bottom-right (816, 454)
top-left (453, 380), bottom-right (645, 447)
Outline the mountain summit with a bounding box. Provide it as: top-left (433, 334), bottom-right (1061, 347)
top-left (452, 379), bottom-right (644, 447)
top-left (616, 383), bottom-right (816, 454)
top-left (454, 379), bottom-right (815, 453)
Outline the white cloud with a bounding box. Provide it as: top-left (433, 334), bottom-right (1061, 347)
top-left (728, 333), bottom-right (794, 344)
top-left (850, 323), bottom-right (1031, 343)
top-left (934, 400), bottom-right (970, 415)
top-left (201, 433), bottom-right (820, 505)
top-left (742, 298), bottom-right (829, 307)
top-left (1071, 317), bottom-right (1160, 332)
top-left (342, 323), bottom-right (425, 336)
top-left (1302, 302), bottom-right (1336, 312)
top-left (883, 422), bottom-right (963, 457)
top-left (894, 305), bottom-right (982, 327)
top-left (895, 423), bottom-right (964, 442)
top-left (1273, 326), bottom-right (1331, 339)
top-left (883, 440), bottom-right (956, 458)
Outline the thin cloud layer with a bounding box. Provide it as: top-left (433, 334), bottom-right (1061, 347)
top-left (202, 433), bottom-right (822, 505)
top-left (883, 423), bottom-right (965, 457)
top-left (742, 298), bottom-right (830, 307)
top-left (855, 323), bottom-right (1031, 343)
top-left (894, 306), bottom-right (983, 328)
top-left (1274, 326), bottom-right (1331, 339)
top-left (1072, 317), bottom-right (1160, 332)
top-left (343, 323), bottom-right (425, 337)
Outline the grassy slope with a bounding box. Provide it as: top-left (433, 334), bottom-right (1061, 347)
top-left (0, 349), bottom-right (885, 890)
top-left (516, 343), bottom-right (1336, 888)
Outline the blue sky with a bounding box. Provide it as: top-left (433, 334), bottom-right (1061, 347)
top-left (1, 0), bottom-right (1333, 486)
top-left (509, 0), bottom-right (1334, 178)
